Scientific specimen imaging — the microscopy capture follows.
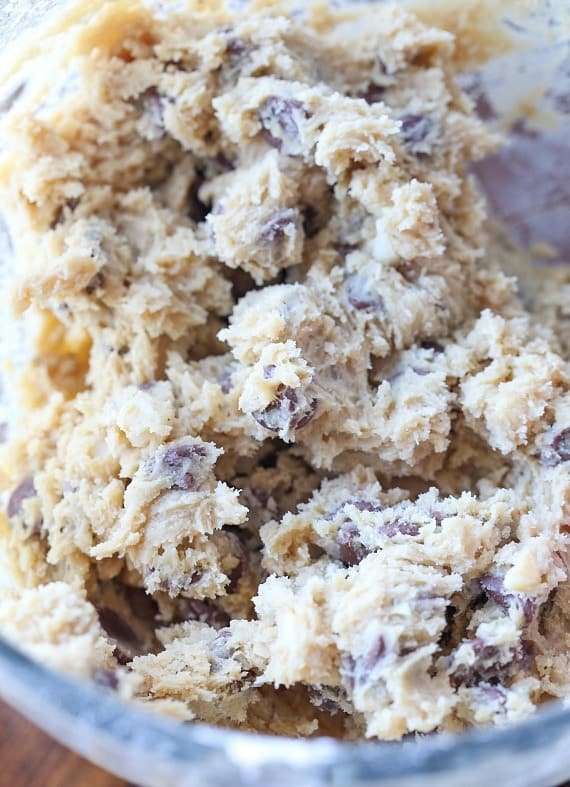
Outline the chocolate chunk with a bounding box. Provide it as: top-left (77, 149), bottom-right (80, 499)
top-left (173, 598), bottom-right (230, 629)
top-left (337, 521), bottom-right (367, 566)
top-left (345, 274), bottom-right (384, 312)
top-left (263, 364), bottom-right (276, 379)
top-left (7, 477), bottom-right (36, 518)
top-left (258, 96), bottom-right (308, 150)
top-left (253, 387), bottom-right (317, 433)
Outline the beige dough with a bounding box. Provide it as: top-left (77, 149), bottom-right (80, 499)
top-left (0, 0), bottom-right (568, 740)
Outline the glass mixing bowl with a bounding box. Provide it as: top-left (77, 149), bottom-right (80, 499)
top-left (0, 1), bottom-right (569, 785)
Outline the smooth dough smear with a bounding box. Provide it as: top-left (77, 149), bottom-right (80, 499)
top-left (0, 0), bottom-right (569, 740)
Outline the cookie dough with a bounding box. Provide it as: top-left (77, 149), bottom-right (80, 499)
top-left (0, 0), bottom-right (568, 741)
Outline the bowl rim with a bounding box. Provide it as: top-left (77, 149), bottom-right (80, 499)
top-left (1, 633), bottom-right (570, 784)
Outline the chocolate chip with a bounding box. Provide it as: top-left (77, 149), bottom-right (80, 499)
top-left (399, 113), bottom-right (434, 155)
top-left (450, 637), bottom-right (534, 689)
top-left (325, 498), bottom-right (382, 521)
top-left (552, 428), bottom-right (570, 462)
top-left (260, 209), bottom-right (298, 244)
top-left (308, 542), bottom-right (326, 560)
top-left (479, 573), bottom-right (510, 608)
top-left (421, 340), bottom-right (444, 354)
top-left (361, 84), bottom-right (385, 104)
top-left (342, 637), bottom-right (388, 690)
top-left (308, 685), bottom-right (347, 714)
top-left (380, 520), bottom-right (420, 537)
top-left (479, 573), bottom-right (535, 624)
top-left (439, 604), bottom-right (457, 649)
top-left (85, 270), bottom-right (105, 294)
top-left (50, 198), bottom-right (80, 230)
top-left (334, 241), bottom-right (357, 258)
top-left (359, 636), bottom-right (387, 679)
top-left (252, 387), bottom-right (317, 433)
top-left (157, 442), bottom-right (210, 491)
top-left (7, 477), bottom-right (36, 518)
top-left (337, 521), bottom-right (367, 566)
top-left (212, 152), bottom-right (234, 173)
top-left (97, 607), bottom-right (140, 656)
top-left (226, 36), bottom-right (248, 60)
top-left (345, 273), bottom-right (384, 312)
top-left (187, 169), bottom-right (211, 223)
top-left (258, 96), bottom-right (308, 150)
top-left (173, 598), bottom-right (230, 629)
top-left (352, 500), bottom-right (383, 513)
top-left (302, 205), bottom-right (320, 239)
top-left (92, 668), bottom-right (119, 691)
top-left (476, 684), bottom-right (508, 705)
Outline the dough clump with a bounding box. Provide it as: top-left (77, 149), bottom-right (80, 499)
top-left (0, 0), bottom-right (568, 740)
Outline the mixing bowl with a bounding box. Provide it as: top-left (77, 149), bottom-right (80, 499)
top-left (0, 1), bottom-right (568, 784)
